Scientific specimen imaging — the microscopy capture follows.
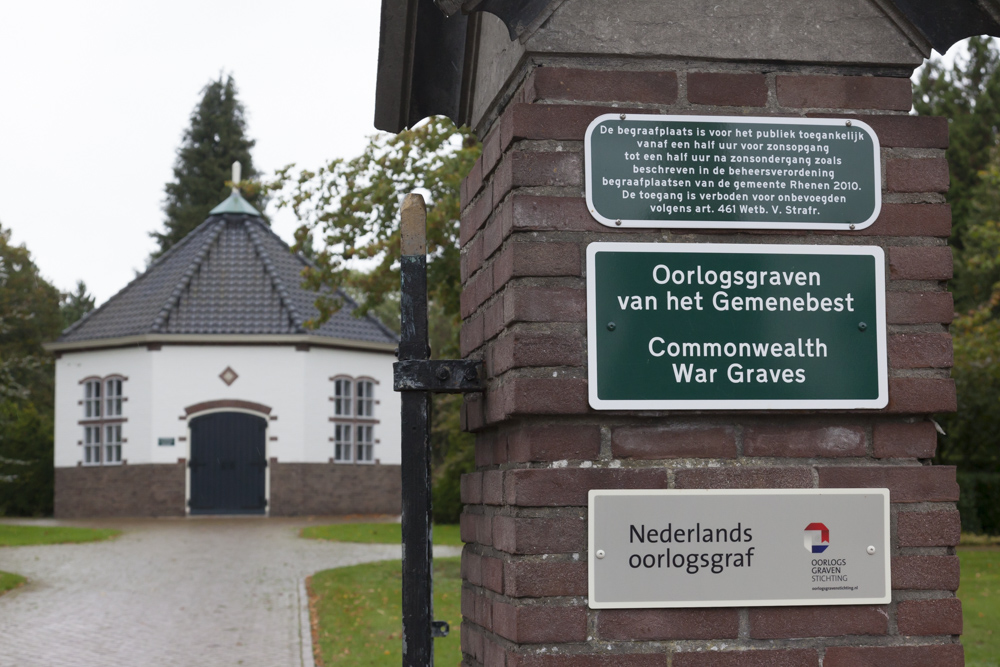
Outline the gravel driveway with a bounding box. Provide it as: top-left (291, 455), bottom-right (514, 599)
top-left (0, 517), bottom-right (451, 667)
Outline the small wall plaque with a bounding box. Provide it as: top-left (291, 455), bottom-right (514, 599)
top-left (585, 114), bottom-right (881, 230)
top-left (589, 489), bottom-right (890, 608)
top-left (158, 437), bottom-right (175, 447)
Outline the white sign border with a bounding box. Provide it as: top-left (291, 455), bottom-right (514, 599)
top-left (584, 114), bottom-right (883, 230)
top-left (586, 242), bottom-right (889, 410)
top-left (587, 488), bottom-right (892, 609)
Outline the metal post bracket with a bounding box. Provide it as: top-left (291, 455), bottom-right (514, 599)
top-left (393, 359), bottom-right (484, 393)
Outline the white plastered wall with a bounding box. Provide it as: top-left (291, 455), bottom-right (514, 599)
top-left (54, 343), bottom-right (401, 468)
top-left (54, 347), bottom-right (152, 468)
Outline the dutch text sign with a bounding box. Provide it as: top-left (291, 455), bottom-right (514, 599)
top-left (587, 243), bottom-right (888, 410)
top-left (585, 115), bottom-right (881, 230)
top-left (589, 489), bottom-right (891, 608)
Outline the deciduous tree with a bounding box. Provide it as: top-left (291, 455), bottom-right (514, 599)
top-left (270, 117), bottom-right (481, 520)
top-left (0, 224), bottom-right (62, 515)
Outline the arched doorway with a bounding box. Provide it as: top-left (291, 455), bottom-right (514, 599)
top-left (189, 412), bottom-right (267, 514)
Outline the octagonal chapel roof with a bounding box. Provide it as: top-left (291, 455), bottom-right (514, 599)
top-left (51, 193), bottom-right (398, 352)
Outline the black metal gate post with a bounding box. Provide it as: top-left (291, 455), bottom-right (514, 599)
top-left (398, 193), bottom-right (434, 667)
top-left (395, 193), bottom-right (483, 667)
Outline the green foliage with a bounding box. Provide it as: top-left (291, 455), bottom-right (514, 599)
top-left (269, 116), bottom-right (481, 357)
top-left (432, 394), bottom-right (476, 524)
top-left (0, 224), bottom-right (63, 516)
top-left (0, 570), bottom-right (25, 596)
top-left (957, 472), bottom-right (1000, 535)
top-left (940, 302), bottom-right (1000, 475)
top-left (0, 403), bottom-right (53, 516)
top-left (153, 75), bottom-right (264, 256)
top-left (0, 226), bottom-right (62, 371)
top-left (308, 558), bottom-right (462, 666)
top-left (300, 522), bottom-right (461, 546)
top-left (958, 549), bottom-right (1000, 666)
top-left (0, 524), bottom-right (120, 546)
top-left (270, 117), bottom-right (481, 515)
top-left (913, 37), bottom-right (1000, 255)
top-left (59, 280), bottom-right (94, 332)
top-left (915, 39), bottom-right (1000, 486)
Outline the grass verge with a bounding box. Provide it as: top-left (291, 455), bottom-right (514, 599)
top-left (0, 570), bottom-right (26, 597)
top-left (962, 533), bottom-right (1000, 548)
top-left (0, 524), bottom-right (120, 547)
top-left (303, 536), bottom-right (996, 666)
top-left (301, 523), bottom-right (461, 547)
top-left (960, 548), bottom-right (1000, 667)
top-left (308, 558), bottom-right (461, 666)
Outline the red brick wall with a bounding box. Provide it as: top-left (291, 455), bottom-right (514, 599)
top-left (457, 67), bottom-right (961, 666)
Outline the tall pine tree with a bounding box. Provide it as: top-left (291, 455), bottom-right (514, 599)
top-left (153, 75), bottom-right (263, 256)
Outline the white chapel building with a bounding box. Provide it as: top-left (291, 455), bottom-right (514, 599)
top-left (46, 192), bottom-right (402, 517)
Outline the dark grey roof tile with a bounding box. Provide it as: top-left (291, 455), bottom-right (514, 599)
top-left (58, 215), bottom-right (398, 345)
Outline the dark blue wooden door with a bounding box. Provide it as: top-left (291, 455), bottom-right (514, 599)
top-left (189, 412), bottom-right (267, 514)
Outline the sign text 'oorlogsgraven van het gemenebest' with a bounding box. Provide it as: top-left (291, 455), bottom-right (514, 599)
top-left (586, 243), bottom-right (888, 410)
top-left (589, 489), bottom-right (891, 608)
top-left (585, 115), bottom-right (881, 230)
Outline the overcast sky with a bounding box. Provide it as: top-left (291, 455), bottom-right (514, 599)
top-left (0, 4), bottom-right (969, 305)
top-left (0, 1), bottom-right (381, 304)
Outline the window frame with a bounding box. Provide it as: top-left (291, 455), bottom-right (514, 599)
top-left (333, 422), bottom-right (353, 463)
top-left (329, 375), bottom-right (378, 464)
top-left (83, 378), bottom-right (102, 419)
top-left (105, 378), bottom-right (123, 417)
top-left (80, 374), bottom-right (127, 466)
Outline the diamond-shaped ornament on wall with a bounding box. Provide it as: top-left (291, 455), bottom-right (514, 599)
top-left (219, 366), bottom-right (239, 386)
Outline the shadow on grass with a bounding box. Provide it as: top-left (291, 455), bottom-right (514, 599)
top-left (308, 558), bottom-right (461, 666)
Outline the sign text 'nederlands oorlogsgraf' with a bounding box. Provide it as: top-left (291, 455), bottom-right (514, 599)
top-left (586, 243), bottom-right (888, 410)
top-left (585, 115), bottom-right (881, 230)
top-left (589, 489), bottom-right (891, 608)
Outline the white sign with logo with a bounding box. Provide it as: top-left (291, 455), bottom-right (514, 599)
top-left (588, 489), bottom-right (890, 608)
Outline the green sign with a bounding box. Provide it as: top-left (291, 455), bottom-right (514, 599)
top-left (587, 243), bottom-right (887, 410)
top-left (585, 115), bottom-right (881, 230)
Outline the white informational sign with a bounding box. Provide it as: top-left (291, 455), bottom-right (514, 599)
top-left (589, 489), bottom-right (891, 609)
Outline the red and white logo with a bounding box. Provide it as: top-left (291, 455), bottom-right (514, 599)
top-left (804, 522), bottom-right (830, 553)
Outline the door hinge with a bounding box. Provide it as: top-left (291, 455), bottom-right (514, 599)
top-left (393, 359), bottom-right (484, 393)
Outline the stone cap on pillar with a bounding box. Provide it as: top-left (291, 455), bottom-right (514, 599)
top-left (375, 0), bottom-right (1000, 134)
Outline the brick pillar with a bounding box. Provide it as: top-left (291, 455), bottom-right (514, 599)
top-left (457, 65), bottom-right (960, 666)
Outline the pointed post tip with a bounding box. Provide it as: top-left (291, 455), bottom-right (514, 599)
top-left (401, 193), bottom-right (427, 256)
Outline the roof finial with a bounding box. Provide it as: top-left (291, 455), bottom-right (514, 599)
top-left (232, 161), bottom-right (242, 193)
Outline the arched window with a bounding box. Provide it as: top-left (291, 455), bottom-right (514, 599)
top-left (105, 378), bottom-right (123, 417)
top-left (356, 380), bottom-right (374, 418)
top-left (84, 379), bottom-right (102, 418)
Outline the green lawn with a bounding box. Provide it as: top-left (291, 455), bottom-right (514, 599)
top-left (0, 570), bottom-right (26, 597)
top-left (300, 523), bottom-right (461, 547)
top-left (308, 558), bottom-right (461, 666)
top-left (0, 524), bottom-right (120, 547)
top-left (960, 548), bottom-right (1000, 667)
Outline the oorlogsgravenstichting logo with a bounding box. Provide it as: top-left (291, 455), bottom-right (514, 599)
top-left (804, 522), bottom-right (830, 553)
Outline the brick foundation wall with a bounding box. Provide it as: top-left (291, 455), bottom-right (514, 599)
top-left (457, 66), bottom-right (961, 666)
top-left (55, 463), bottom-right (186, 518)
top-left (269, 460), bottom-right (402, 516)
top-left (54, 461), bottom-right (402, 518)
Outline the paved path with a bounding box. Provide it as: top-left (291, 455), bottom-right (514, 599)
top-left (0, 517), bottom-right (456, 667)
